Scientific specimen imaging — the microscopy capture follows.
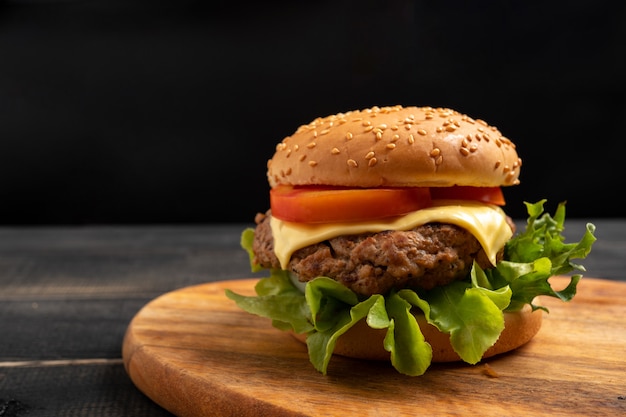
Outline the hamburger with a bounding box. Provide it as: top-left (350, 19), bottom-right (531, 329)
top-left (226, 105), bottom-right (596, 376)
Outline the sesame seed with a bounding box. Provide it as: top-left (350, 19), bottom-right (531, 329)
top-left (391, 134), bottom-right (400, 142)
top-left (386, 143), bottom-right (396, 150)
top-left (460, 147), bottom-right (470, 156)
top-left (430, 148), bottom-right (441, 157)
top-left (294, 144), bottom-right (300, 151)
top-left (445, 124), bottom-right (456, 132)
top-left (346, 132), bottom-right (353, 140)
top-left (307, 142), bottom-right (316, 148)
top-left (313, 131), bottom-right (318, 138)
top-left (365, 151), bottom-right (375, 159)
top-left (495, 161), bottom-right (501, 168)
top-left (347, 159), bottom-right (358, 168)
top-left (285, 167), bottom-right (292, 176)
top-left (364, 125), bottom-right (374, 132)
top-left (470, 144), bottom-right (478, 152)
top-left (404, 124), bottom-right (412, 130)
top-left (435, 155), bottom-right (443, 165)
top-left (331, 147), bottom-right (340, 155)
top-left (408, 134), bottom-right (415, 144)
top-left (362, 120), bottom-right (371, 126)
top-left (308, 161), bottom-right (317, 167)
top-left (299, 154), bottom-right (306, 162)
top-left (368, 157), bottom-right (378, 167)
top-left (417, 129), bottom-right (427, 136)
top-left (376, 124), bottom-right (388, 130)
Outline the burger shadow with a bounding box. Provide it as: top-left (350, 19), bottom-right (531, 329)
top-left (318, 347), bottom-right (529, 398)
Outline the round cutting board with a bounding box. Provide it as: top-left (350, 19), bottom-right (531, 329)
top-left (122, 277), bottom-right (626, 417)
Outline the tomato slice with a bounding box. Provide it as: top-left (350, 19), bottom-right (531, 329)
top-left (430, 186), bottom-right (505, 206)
top-left (270, 185), bottom-right (432, 223)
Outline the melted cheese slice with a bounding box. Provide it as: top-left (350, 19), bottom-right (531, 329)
top-left (270, 200), bottom-right (512, 269)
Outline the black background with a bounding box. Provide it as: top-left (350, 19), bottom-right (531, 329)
top-left (1, 0), bottom-right (624, 224)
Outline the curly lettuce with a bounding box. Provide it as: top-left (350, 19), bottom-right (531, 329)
top-left (226, 200), bottom-right (596, 376)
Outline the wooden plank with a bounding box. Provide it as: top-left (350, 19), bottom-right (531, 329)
top-left (0, 298), bottom-right (149, 359)
top-left (0, 226), bottom-right (256, 360)
top-left (0, 226), bottom-right (256, 299)
top-left (0, 363), bottom-right (173, 417)
top-left (123, 277), bottom-right (626, 417)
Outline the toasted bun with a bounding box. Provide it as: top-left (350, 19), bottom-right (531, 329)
top-left (291, 304), bottom-right (542, 363)
top-left (268, 105), bottom-right (521, 188)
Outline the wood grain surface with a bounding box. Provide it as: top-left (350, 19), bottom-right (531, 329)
top-left (122, 277), bottom-right (626, 417)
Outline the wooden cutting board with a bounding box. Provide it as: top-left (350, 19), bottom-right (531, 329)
top-left (122, 277), bottom-right (626, 417)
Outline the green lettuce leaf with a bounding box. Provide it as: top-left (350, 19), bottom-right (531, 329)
top-left (418, 280), bottom-right (511, 364)
top-left (480, 200), bottom-right (597, 311)
top-left (384, 291), bottom-right (432, 376)
top-left (225, 270), bottom-right (313, 333)
top-left (240, 228), bottom-right (263, 273)
top-left (228, 200), bottom-right (596, 375)
top-left (305, 284), bottom-right (387, 374)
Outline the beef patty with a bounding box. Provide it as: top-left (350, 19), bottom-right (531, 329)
top-left (252, 211), bottom-right (510, 297)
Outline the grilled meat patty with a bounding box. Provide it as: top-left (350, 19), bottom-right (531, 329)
top-left (252, 211), bottom-right (511, 297)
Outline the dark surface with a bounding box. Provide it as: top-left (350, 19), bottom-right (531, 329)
top-left (0, 225), bottom-right (259, 417)
top-left (0, 220), bottom-right (622, 416)
top-left (1, 1), bottom-right (625, 224)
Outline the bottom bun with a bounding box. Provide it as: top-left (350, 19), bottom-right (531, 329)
top-left (291, 304), bottom-right (542, 363)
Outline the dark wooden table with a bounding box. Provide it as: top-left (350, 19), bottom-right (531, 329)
top-left (0, 220), bottom-right (623, 416)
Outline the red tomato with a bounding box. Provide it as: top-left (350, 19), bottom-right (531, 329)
top-left (270, 185), bottom-right (432, 223)
top-left (430, 186), bottom-right (505, 206)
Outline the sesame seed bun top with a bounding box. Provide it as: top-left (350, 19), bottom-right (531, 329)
top-left (267, 105), bottom-right (521, 188)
